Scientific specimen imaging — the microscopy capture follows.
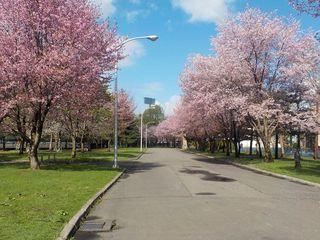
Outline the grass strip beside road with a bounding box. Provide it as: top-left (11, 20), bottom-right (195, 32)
top-left (0, 148), bottom-right (142, 240)
top-left (0, 148), bottom-right (142, 163)
top-left (187, 149), bottom-right (320, 184)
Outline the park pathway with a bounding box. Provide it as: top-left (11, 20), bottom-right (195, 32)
top-left (74, 148), bottom-right (320, 240)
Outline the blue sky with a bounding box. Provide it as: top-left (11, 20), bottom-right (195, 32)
top-left (92, 0), bottom-right (318, 115)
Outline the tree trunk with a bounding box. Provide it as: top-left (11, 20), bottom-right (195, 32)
top-left (275, 132), bottom-right (279, 159)
top-left (65, 139), bottom-right (68, 149)
top-left (249, 132), bottom-right (253, 155)
top-left (19, 138), bottom-right (24, 155)
top-left (54, 134), bottom-right (57, 151)
top-left (314, 134), bottom-right (318, 160)
top-left (107, 139), bottom-right (111, 152)
top-left (87, 141), bottom-right (92, 151)
top-left (28, 130), bottom-right (42, 170)
top-left (2, 136), bottom-right (5, 150)
top-left (81, 141), bottom-right (84, 152)
top-left (29, 144), bottom-right (40, 170)
top-left (279, 134), bottom-right (285, 158)
top-left (80, 134), bottom-right (84, 152)
top-left (49, 133), bottom-right (53, 151)
top-left (233, 140), bottom-right (240, 158)
top-left (209, 138), bottom-right (216, 153)
top-left (261, 136), bottom-right (273, 162)
top-left (226, 139), bottom-right (230, 156)
top-left (295, 133), bottom-right (302, 169)
top-left (256, 137), bottom-right (262, 158)
top-left (182, 136), bottom-right (188, 150)
top-left (71, 136), bottom-right (76, 161)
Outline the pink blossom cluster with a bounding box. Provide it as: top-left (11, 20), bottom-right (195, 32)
top-left (0, 0), bottom-right (122, 168)
top-left (156, 8), bottom-right (320, 161)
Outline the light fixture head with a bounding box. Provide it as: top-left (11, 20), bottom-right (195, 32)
top-left (147, 35), bottom-right (159, 41)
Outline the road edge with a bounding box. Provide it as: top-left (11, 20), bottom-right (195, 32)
top-left (183, 150), bottom-right (320, 189)
top-left (56, 170), bottom-right (124, 240)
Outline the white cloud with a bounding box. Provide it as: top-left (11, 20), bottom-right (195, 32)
top-left (162, 95), bottom-right (181, 116)
top-left (126, 10), bottom-right (143, 23)
top-left (91, 0), bottom-right (116, 18)
top-left (119, 41), bottom-right (146, 68)
top-left (125, 6), bottom-right (156, 23)
top-left (171, 0), bottom-right (234, 23)
top-left (140, 82), bottom-right (164, 95)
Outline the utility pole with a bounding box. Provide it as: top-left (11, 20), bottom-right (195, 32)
top-left (140, 114), bottom-right (143, 152)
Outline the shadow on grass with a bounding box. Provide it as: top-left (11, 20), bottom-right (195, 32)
top-left (0, 159), bottom-right (162, 175)
top-left (0, 149), bottom-right (142, 163)
top-left (0, 162), bottom-right (119, 172)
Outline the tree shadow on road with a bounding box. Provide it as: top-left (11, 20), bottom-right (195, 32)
top-left (121, 161), bottom-right (164, 179)
top-left (180, 168), bottom-right (236, 182)
top-left (190, 156), bottom-right (231, 165)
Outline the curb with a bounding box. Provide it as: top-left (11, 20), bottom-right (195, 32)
top-left (57, 171), bottom-right (124, 240)
top-left (135, 151), bottom-right (145, 160)
top-left (184, 150), bottom-right (320, 189)
top-left (227, 161), bottom-right (320, 188)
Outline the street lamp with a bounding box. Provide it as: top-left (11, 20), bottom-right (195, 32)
top-left (113, 35), bottom-right (159, 169)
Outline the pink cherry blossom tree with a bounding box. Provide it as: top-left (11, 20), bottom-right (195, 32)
top-left (213, 8), bottom-right (320, 162)
top-left (158, 8), bottom-right (320, 165)
top-left (0, 0), bottom-right (121, 169)
top-left (117, 90), bottom-right (136, 144)
top-left (289, 0), bottom-right (320, 17)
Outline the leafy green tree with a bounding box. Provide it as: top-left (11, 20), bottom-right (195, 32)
top-left (143, 105), bottom-right (165, 125)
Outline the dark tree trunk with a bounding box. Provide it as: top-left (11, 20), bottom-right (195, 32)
top-left (295, 133), bottom-right (302, 169)
top-left (232, 121), bottom-right (240, 158)
top-left (2, 136), bottom-right (5, 151)
top-left (107, 139), bottom-right (111, 152)
top-left (87, 141), bottom-right (92, 151)
top-left (249, 132), bottom-right (253, 155)
top-left (257, 137), bottom-right (263, 158)
top-left (19, 138), bottom-right (24, 155)
top-left (314, 134), bottom-right (318, 160)
top-left (226, 139), bottom-right (230, 156)
top-left (233, 140), bottom-right (240, 158)
top-left (65, 139), bottom-right (68, 149)
top-left (275, 132), bottom-right (279, 159)
top-left (71, 135), bottom-right (76, 161)
top-left (209, 138), bottom-right (216, 153)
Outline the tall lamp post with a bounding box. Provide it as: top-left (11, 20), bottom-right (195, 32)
top-left (113, 35), bottom-right (159, 169)
top-left (141, 98), bottom-right (155, 152)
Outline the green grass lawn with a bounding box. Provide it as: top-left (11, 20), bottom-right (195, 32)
top-left (0, 148), bottom-right (142, 163)
top-left (233, 157), bottom-right (320, 184)
top-left (0, 148), bottom-right (141, 240)
top-left (186, 149), bottom-right (320, 184)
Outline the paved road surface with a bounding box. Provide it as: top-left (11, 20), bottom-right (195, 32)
top-left (75, 148), bottom-right (320, 240)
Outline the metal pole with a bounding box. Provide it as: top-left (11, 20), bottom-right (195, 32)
top-left (140, 114), bottom-right (143, 152)
top-left (111, 35), bottom-right (158, 167)
top-left (113, 67), bottom-right (118, 169)
top-left (145, 123), bottom-right (148, 149)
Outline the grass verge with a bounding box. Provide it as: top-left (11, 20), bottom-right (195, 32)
top-left (0, 148), bottom-right (142, 239)
top-left (0, 148), bottom-right (142, 163)
top-left (186, 149), bottom-right (320, 184)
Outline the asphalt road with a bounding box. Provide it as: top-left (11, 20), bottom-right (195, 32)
top-left (74, 148), bottom-right (320, 240)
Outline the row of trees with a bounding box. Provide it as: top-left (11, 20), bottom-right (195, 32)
top-left (155, 8), bottom-right (320, 168)
top-left (0, 0), bottom-right (138, 169)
